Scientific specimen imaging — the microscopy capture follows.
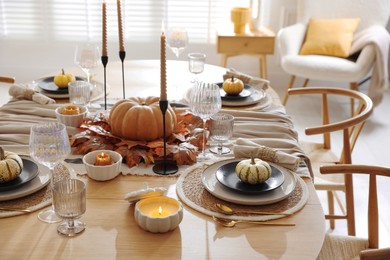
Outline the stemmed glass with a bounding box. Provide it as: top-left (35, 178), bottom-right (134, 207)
top-left (166, 28), bottom-right (188, 58)
top-left (209, 113), bottom-right (234, 155)
top-left (188, 53), bottom-right (206, 83)
top-left (53, 179), bottom-right (86, 236)
top-left (189, 82), bottom-right (222, 161)
top-left (74, 43), bottom-right (100, 83)
top-left (29, 122), bottom-right (71, 223)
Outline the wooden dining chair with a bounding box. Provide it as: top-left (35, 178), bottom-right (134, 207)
top-left (0, 76), bottom-right (15, 84)
top-left (317, 164), bottom-right (390, 260)
top-left (288, 87), bottom-right (373, 236)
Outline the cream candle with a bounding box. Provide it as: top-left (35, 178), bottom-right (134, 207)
top-left (117, 0), bottom-right (125, 52)
top-left (102, 1), bottom-right (107, 56)
top-left (160, 22), bottom-right (167, 101)
top-left (95, 152), bottom-right (112, 166)
top-left (135, 196), bottom-right (183, 233)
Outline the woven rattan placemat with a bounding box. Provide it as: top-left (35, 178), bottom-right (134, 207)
top-left (176, 162), bottom-right (308, 221)
top-left (0, 163), bottom-right (73, 218)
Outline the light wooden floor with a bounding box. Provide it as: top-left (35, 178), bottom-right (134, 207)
top-left (283, 85), bottom-right (390, 248)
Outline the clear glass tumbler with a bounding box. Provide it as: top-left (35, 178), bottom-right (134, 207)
top-left (68, 80), bottom-right (92, 106)
top-left (188, 53), bottom-right (206, 83)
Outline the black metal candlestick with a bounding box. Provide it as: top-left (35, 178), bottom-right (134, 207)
top-left (119, 51), bottom-right (126, 99)
top-left (101, 56), bottom-right (108, 110)
top-left (153, 100), bottom-right (178, 175)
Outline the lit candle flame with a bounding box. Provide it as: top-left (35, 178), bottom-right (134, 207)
top-left (158, 206), bottom-right (162, 216)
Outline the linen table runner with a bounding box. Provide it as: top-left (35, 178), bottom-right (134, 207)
top-left (0, 96), bottom-right (312, 178)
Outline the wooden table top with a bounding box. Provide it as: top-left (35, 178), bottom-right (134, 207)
top-left (0, 60), bottom-right (325, 260)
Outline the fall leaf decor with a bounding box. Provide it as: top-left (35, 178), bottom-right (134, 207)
top-left (70, 104), bottom-right (204, 168)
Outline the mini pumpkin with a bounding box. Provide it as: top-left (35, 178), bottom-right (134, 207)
top-left (109, 96), bottom-right (177, 141)
top-left (0, 147), bottom-right (23, 183)
top-left (235, 156), bottom-right (272, 184)
top-left (222, 76), bottom-right (244, 95)
top-left (53, 69), bottom-right (75, 88)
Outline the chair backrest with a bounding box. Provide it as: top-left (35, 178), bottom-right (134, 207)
top-left (320, 164), bottom-right (390, 249)
top-left (0, 76), bottom-right (15, 84)
top-left (288, 87), bottom-right (373, 164)
top-left (297, 0), bottom-right (390, 32)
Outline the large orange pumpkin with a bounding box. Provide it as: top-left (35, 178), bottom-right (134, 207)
top-left (109, 96), bottom-right (177, 141)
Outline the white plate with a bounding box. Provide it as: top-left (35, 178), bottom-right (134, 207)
top-left (201, 159), bottom-right (296, 205)
top-left (0, 161), bottom-right (50, 201)
top-left (222, 89), bottom-right (266, 107)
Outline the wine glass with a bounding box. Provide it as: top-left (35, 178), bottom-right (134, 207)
top-left (29, 122), bottom-right (71, 223)
top-left (74, 43), bottom-right (100, 83)
top-left (53, 179), bottom-right (86, 236)
top-left (166, 28), bottom-right (188, 58)
top-left (188, 53), bottom-right (206, 83)
top-left (209, 113), bottom-right (234, 155)
top-left (189, 82), bottom-right (222, 161)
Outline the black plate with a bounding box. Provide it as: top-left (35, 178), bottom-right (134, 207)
top-left (0, 159), bottom-right (39, 192)
top-left (216, 82), bottom-right (254, 100)
top-left (37, 76), bottom-right (85, 94)
top-left (215, 161), bottom-right (285, 194)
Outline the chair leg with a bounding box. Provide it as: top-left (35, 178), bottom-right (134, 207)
top-left (327, 191), bottom-right (335, 229)
top-left (349, 82), bottom-right (359, 116)
top-left (282, 75), bottom-right (296, 106)
top-left (302, 78), bottom-right (309, 88)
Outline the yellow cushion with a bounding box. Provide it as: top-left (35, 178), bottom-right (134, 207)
top-left (300, 18), bottom-right (360, 58)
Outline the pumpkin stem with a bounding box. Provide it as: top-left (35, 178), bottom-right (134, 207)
top-left (231, 75), bottom-right (235, 82)
top-left (250, 153), bottom-right (255, 165)
top-left (0, 147), bottom-right (4, 160)
top-left (61, 68), bottom-right (65, 75)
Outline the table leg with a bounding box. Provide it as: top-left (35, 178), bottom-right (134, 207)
top-left (221, 54), bottom-right (229, 68)
top-left (259, 54), bottom-right (267, 79)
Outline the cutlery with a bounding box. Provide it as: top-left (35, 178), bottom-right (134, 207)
top-left (215, 203), bottom-right (292, 216)
top-left (64, 158), bottom-right (84, 164)
top-left (0, 207), bottom-right (32, 213)
top-left (212, 216), bottom-right (295, 227)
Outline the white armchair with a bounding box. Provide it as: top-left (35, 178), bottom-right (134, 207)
top-left (278, 0), bottom-right (390, 108)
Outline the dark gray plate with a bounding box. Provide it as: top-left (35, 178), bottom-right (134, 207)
top-left (217, 82), bottom-right (254, 100)
top-left (215, 161), bottom-right (285, 194)
top-left (37, 76), bottom-right (84, 94)
top-left (0, 159), bottom-right (39, 192)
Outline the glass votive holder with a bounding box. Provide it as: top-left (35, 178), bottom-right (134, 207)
top-left (134, 196), bottom-right (183, 233)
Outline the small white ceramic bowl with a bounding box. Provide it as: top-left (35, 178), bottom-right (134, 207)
top-left (55, 105), bottom-right (88, 128)
top-left (83, 150), bottom-right (122, 181)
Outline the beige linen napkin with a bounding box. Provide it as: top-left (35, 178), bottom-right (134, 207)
top-left (9, 84), bottom-right (56, 105)
top-left (223, 68), bottom-right (270, 91)
top-left (233, 138), bottom-right (301, 171)
top-left (0, 100), bottom-right (59, 145)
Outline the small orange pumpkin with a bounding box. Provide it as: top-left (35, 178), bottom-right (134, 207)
top-left (109, 96), bottom-right (177, 141)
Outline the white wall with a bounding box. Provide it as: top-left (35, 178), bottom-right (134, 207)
top-left (0, 0), bottom-right (300, 98)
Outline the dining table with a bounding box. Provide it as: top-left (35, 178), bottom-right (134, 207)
top-left (0, 60), bottom-right (325, 259)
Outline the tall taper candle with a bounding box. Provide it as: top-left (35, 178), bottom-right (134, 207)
top-left (117, 0), bottom-right (125, 52)
top-left (102, 1), bottom-right (107, 56)
top-left (160, 30), bottom-right (167, 101)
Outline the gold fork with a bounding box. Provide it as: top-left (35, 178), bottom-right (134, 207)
top-left (0, 207), bottom-right (32, 213)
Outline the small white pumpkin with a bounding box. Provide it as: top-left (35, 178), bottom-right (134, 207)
top-left (0, 147), bottom-right (23, 183)
top-left (235, 157), bottom-right (272, 184)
